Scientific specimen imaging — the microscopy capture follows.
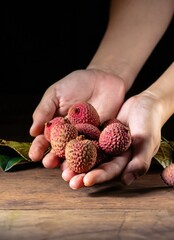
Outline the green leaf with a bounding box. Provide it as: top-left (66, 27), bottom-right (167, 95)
top-left (154, 139), bottom-right (173, 168)
top-left (0, 139), bottom-right (32, 171)
top-left (0, 139), bottom-right (51, 171)
top-left (0, 139), bottom-right (31, 160)
top-left (0, 154), bottom-right (24, 171)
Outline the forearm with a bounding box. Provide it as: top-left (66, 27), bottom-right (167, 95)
top-left (87, 0), bottom-right (174, 91)
top-left (144, 62), bottom-right (174, 126)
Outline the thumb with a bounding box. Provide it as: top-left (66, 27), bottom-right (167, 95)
top-left (30, 91), bottom-right (57, 136)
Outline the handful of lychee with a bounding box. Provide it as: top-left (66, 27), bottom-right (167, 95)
top-left (44, 102), bottom-right (132, 173)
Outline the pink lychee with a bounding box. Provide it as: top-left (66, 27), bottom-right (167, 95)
top-left (50, 123), bottom-right (78, 158)
top-left (99, 122), bottom-right (132, 155)
top-left (161, 163), bottom-right (174, 187)
top-left (102, 118), bottom-right (121, 129)
top-left (67, 102), bottom-right (100, 127)
top-left (75, 123), bottom-right (100, 140)
top-left (44, 117), bottom-right (69, 142)
top-left (92, 140), bottom-right (109, 167)
top-left (65, 135), bottom-right (97, 173)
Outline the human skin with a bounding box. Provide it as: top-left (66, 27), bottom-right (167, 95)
top-left (62, 63), bottom-right (174, 189)
top-left (29, 69), bottom-right (126, 164)
top-left (29, 0), bottom-right (174, 188)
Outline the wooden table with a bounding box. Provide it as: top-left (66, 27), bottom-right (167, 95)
top-left (0, 164), bottom-right (173, 240)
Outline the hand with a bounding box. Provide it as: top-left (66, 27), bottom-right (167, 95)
top-left (62, 91), bottom-right (162, 189)
top-left (29, 69), bottom-right (126, 166)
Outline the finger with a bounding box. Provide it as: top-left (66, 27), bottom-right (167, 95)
top-left (29, 135), bottom-right (49, 161)
top-left (69, 174), bottom-right (86, 189)
top-left (121, 138), bottom-right (154, 185)
top-left (30, 89), bottom-right (58, 136)
top-left (60, 160), bottom-right (69, 171)
top-left (42, 150), bottom-right (61, 169)
top-left (83, 151), bottom-right (131, 187)
top-left (61, 168), bottom-right (77, 182)
top-left (61, 165), bottom-right (86, 189)
top-left (121, 156), bottom-right (150, 186)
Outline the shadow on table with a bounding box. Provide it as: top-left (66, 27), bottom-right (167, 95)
top-left (88, 176), bottom-right (170, 198)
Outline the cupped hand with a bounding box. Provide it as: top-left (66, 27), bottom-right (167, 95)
top-left (62, 91), bottom-right (162, 189)
top-left (29, 69), bottom-right (125, 165)
top-left (118, 91), bottom-right (162, 185)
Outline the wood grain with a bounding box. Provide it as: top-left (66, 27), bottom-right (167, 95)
top-left (0, 166), bottom-right (174, 240)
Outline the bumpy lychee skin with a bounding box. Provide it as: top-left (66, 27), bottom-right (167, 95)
top-left (161, 163), bottom-right (174, 187)
top-left (67, 102), bottom-right (100, 127)
top-left (65, 135), bottom-right (97, 173)
top-left (92, 140), bottom-right (108, 167)
top-left (99, 122), bottom-right (131, 155)
top-left (50, 123), bottom-right (78, 158)
top-left (102, 118), bottom-right (121, 129)
top-left (44, 117), bottom-right (69, 142)
top-left (75, 123), bottom-right (101, 140)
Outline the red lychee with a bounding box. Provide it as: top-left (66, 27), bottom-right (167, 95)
top-left (102, 118), bottom-right (121, 129)
top-left (44, 117), bottom-right (69, 142)
top-left (50, 123), bottom-right (78, 158)
top-left (161, 163), bottom-right (174, 187)
top-left (99, 122), bottom-right (131, 155)
top-left (65, 135), bottom-right (97, 173)
top-left (75, 123), bottom-right (100, 140)
top-left (67, 102), bottom-right (100, 127)
top-left (92, 140), bottom-right (109, 167)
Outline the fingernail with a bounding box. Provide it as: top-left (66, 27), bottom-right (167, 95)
top-left (123, 173), bottom-right (135, 185)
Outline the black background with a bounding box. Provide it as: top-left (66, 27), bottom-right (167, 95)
top-left (3, 0), bottom-right (110, 94)
top-left (2, 0), bottom-right (174, 141)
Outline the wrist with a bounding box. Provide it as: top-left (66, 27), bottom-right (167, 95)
top-left (144, 62), bottom-right (174, 126)
top-left (87, 59), bottom-right (136, 93)
top-left (141, 89), bottom-right (174, 129)
top-left (140, 90), bottom-right (165, 128)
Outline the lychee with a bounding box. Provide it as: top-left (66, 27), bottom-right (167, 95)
top-left (65, 135), bottom-right (97, 173)
top-left (67, 102), bottom-right (100, 127)
top-left (161, 163), bottom-right (174, 187)
top-left (99, 122), bottom-right (131, 155)
top-left (75, 123), bottom-right (100, 140)
top-left (50, 123), bottom-right (78, 158)
top-left (44, 117), bottom-right (69, 142)
top-left (92, 140), bottom-right (109, 167)
top-left (102, 118), bottom-right (121, 129)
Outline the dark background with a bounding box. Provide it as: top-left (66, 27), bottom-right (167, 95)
top-left (2, 0), bottom-right (174, 141)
